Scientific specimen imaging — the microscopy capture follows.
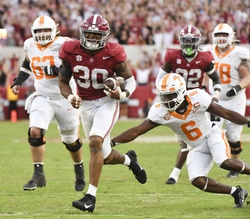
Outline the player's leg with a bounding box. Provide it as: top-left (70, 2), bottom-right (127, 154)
top-left (23, 96), bottom-right (53, 191)
top-left (72, 97), bottom-right (116, 212)
top-left (224, 94), bottom-right (245, 178)
top-left (56, 98), bottom-right (85, 191)
top-left (166, 140), bottom-right (188, 185)
top-left (187, 135), bottom-right (248, 208)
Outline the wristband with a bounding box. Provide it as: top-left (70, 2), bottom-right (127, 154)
top-left (67, 94), bottom-right (74, 103)
top-left (212, 90), bottom-right (220, 99)
top-left (117, 87), bottom-right (127, 100)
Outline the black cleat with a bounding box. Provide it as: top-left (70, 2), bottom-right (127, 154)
top-left (232, 186), bottom-right (248, 208)
top-left (74, 163), bottom-right (85, 191)
top-left (165, 177), bottom-right (176, 185)
top-left (75, 179), bottom-right (85, 192)
top-left (72, 194), bottom-right (96, 213)
top-left (226, 170), bottom-right (238, 178)
top-left (23, 172), bottom-right (46, 191)
top-left (126, 150), bottom-right (147, 184)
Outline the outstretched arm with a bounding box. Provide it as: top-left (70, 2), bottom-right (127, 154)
top-left (111, 118), bottom-right (160, 146)
top-left (207, 101), bottom-right (249, 125)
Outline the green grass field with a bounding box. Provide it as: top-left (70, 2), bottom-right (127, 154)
top-left (1, 119), bottom-right (250, 219)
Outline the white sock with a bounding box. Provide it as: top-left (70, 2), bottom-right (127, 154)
top-left (169, 167), bottom-right (181, 181)
top-left (123, 154), bottom-right (130, 166)
top-left (230, 186), bottom-right (237, 195)
top-left (87, 184), bottom-right (97, 197)
top-left (74, 160), bottom-right (83, 165)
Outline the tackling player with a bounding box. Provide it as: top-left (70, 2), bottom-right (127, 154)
top-left (155, 25), bottom-right (221, 185)
top-left (111, 73), bottom-right (250, 208)
top-left (11, 16), bottom-right (85, 191)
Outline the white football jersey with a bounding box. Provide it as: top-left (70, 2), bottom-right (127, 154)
top-left (203, 44), bottom-right (250, 100)
top-left (24, 36), bottom-right (76, 99)
top-left (148, 89), bottom-right (212, 147)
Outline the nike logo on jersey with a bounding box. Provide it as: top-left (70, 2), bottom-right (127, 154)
top-left (195, 61), bottom-right (201, 64)
top-left (103, 56), bottom-right (110, 60)
top-left (67, 108), bottom-right (73, 111)
top-left (84, 204), bottom-right (93, 209)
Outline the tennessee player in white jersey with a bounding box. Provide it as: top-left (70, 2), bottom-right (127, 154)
top-left (203, 23), bottom-right (250, 178)
top-left (111, 73), bottom-right (250, 208)
top-left (11, 16), bottom-right (85, 192)
top-left (155, 25), bottom-right (221, 185)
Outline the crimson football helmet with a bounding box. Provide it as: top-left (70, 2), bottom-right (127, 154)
top-left (179, 25), bottom-right (202, 56)
top-left (158, 73), bottom-right (186, 111)
top-left (80, 14), bottom-right (110, 50)
top-left (212, 23), bottom-right (235, 49)
top-left (31, 16), bottom-right (59, 46)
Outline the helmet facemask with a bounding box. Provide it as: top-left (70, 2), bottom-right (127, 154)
top-left (212, 23), bottom-right (234, 49)
top-left (159, 91), bottom-right (185, 112)
top-left (179, 36), bottom-right (200, 56)
top-left (80, 30), bottom-right (110, 50)
top-left (31, 16), bottom-right (58, 46)
top-left (158, 73), bottom-right (186, 112)
top-left (179, 25), bottom-right (201, 56)
top-left (80, 14), bottom-right (110, 50)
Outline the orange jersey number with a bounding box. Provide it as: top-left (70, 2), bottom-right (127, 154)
top-left (214, 62), bottom-right (231, 84)
top-left (181, 120), bottom-right (202, 141)
top-left (31, 56), bottom-right (56, 80)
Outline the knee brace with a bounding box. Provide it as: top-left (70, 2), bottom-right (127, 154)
top-left (229, 141), bottom-right (242, 155)
top-left (28, 128), bottom-right (46, 147)
top-left (64, 138), bottom-right (82, 152)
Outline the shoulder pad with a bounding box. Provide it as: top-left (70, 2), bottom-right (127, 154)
top-left (105, 42), bottom-right (124, 57)
top-left (61, 40), bottom-right (80, 53)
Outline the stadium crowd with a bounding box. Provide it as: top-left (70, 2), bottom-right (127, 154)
top-left (0, 0), bottom-right (249, 47)
top-left (0, 0), bottom-right (250, 120)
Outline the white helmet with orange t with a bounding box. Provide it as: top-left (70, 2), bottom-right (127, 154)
top-left (31, 16), bottom-right (59, 46)
top-left (158, 73), bottom-right (186, 111)
top-left (212, 23), bottom-right (235, 49)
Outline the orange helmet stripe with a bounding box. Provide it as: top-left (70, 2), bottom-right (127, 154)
top-left (218, 23), bottom-right (224, 30)
top-left (160, 74), bottom-right (171, 91)
top-left (38, 16), bottom-right (45, 26)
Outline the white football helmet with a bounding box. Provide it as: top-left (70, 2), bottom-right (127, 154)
top-left (158, 73), bottom-right (186, 111)
top-left (212, 23), bottom-right (235, 49)
top-left (31, 16), bottom-right (59, 46)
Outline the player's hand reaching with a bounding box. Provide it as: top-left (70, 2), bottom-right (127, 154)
top-left (226, 85), bottom-right (241, 97)
top-left (67, 94), bottom-right (82, 109)
top-left (44, 65), bottom-right (59, 76)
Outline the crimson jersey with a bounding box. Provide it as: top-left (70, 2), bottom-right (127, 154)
top-left (164, 49), bottom-right (215, 90)
top-left (59, 41), bottom-right (127, 100)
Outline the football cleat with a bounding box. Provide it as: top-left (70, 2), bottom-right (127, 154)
top-left (75, 179), bottom-right (85, 192)
top-left (232, 186), bottom-right (248, 208)
top-left (126, 150), bottom-right (147, 184)
top-left (72, 193), bottom-right (96, 213)
top-left (165, 177), bottom-right (176, 185)
top-left (23, 171), bottom-right (46, 191)
top-left (74, 163), bottom-right (85, 191)
top-left (226, 170), bottom-right (238, 178)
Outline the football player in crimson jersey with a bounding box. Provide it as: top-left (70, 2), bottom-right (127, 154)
top-left (57, 14), bottom-right (146, 213)
top-left (11, 16), bottom-right (86, 191)
top-left (111, 73), bottom-right (250, 208)
top-left (202, 23), bottom-right (250, 178)
top-left (155, 25), bottom-right (222, 185)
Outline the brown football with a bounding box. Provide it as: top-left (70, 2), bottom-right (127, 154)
top-left (104, 76), bottom-right (125, 90)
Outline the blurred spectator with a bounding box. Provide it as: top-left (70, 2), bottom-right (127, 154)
top-left (0, 92), bottom-right (4, 120)
top-left (0, 0), bottom-right (249, 47)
